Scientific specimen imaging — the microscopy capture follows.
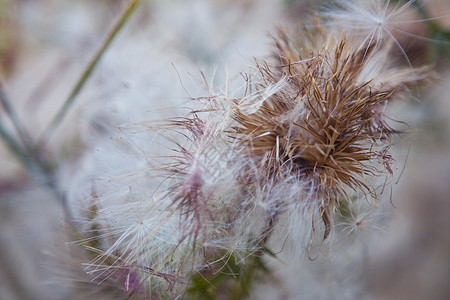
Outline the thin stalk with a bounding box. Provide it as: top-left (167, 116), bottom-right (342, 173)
top-left (0, 120), bottom-right (73, 220)
top-left (0, 122), bottom-right (32, 169)
top-left (0, 83), bottom-right (73, 220)
top-left (0, 81), bottom-right (53, 173)
top-left (0, 82), bottom-right (34, 150)
top-left (38, 0), bottom-right (142, 146)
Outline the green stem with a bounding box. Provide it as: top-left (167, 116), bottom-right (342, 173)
top-left (38, 0), bottom-right (142, 146)
top-left (0, 122), bottom-right (32, 169)
top-left (0, 83), bottom-right (73, 220)
top-left (0, 82), bottom-right (34, 150)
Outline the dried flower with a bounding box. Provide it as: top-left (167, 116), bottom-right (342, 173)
top-left (65, 1), bottom-right (432, 297)
top-left (230, 24), bottom-right (428, 240)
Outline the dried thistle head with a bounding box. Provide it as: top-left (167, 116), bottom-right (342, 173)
top-left (63, 2), bottom-right (436, 297)
top-left (231, 26), bottom-right (429, 224)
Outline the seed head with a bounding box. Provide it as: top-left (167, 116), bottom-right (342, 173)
top-left (230, 24), bottom-right (429, 238)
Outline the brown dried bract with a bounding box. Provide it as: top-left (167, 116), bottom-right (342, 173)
top-left (232, 27), bottom-right (428, 220)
